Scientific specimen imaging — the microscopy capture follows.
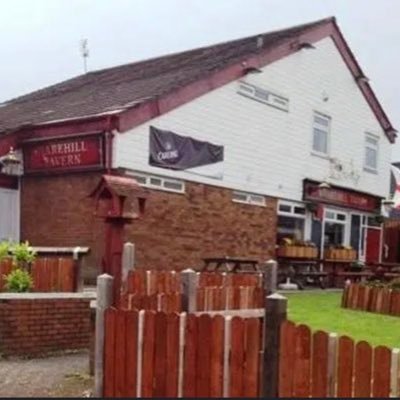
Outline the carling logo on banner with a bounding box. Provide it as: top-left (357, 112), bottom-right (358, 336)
top-left (149, 126), bottom-right (224, 170)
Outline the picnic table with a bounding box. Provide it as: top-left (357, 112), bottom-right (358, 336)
top-left (202, 257), bottom-right (259, 272)
top-left (323, 260), bottom-right (400, 287)
top-left (277, 257), bottom-right (327, 289)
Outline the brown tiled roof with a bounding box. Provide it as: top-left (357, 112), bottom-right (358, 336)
top-left (0, 17), bottom-right (333, 134)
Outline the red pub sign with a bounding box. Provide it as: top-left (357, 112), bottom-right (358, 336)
top-left (23, 134), bottom-right (105, 174)
top-left (303, 180), bottom-right (381, 212)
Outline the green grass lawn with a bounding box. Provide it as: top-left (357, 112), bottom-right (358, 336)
top-left (285, 291), bottom-right (400, 349)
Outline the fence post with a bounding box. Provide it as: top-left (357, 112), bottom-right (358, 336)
top-left (262, 259), bottom-right (278, 295)
top-left (94, 273), bottom-right (114, 398)
top-left (121, 242), bottom-right (135, 290)
top-left (181, 269), bottom-right (198, 312)
top-left (73, 246), bottom-right (84, 292)
top-left (262, 293), bottom-right (287, 398)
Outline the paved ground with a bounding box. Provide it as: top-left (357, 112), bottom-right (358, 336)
top-left (0, 352), bottom-right (93, 397)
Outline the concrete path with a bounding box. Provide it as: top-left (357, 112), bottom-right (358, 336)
top-left (0, 352), bottom-right (92, 397)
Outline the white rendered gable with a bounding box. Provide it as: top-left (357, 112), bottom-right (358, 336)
top-left (114, 37), bottom-right (392, 201)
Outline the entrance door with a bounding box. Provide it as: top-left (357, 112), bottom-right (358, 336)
top-left (0, 188), bottom-right (19, 242)
top-left (366, 228), bottom-right (381, 264)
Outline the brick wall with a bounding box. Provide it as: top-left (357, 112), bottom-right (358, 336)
top-left (21, 172), bottom-right (104, 281)
top-left (21, 172), bottom-right (277, 278)
top-left (0, 293), bottom-right (94, 357)
top-left (127, 181), bottom-right (278, 270)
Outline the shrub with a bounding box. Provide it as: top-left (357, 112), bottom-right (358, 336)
top-left (3, 268), bottom-right (33, 292)
top-left (388, 278), bottom-right (400, 291)
top-left (364, 280), bottom-right (386, 289)
top-left (0, 241), bottom-right (11, 261)
top-left (10, 241), bottom-right (36, 268)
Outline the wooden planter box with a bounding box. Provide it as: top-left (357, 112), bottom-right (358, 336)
top-left (277, 246), bottom-right (318, 259)
top-left (324, 248), bottom-right (357, 260)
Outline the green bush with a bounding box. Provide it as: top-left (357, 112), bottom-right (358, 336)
top-left (3, 268), bottom-right (33, 292)
top-left (10, 241), bottom-right (36, 268)
top-left (388, 278), bottom-right (400, 291)
top-left (0, 241), bottom-right (11, 261)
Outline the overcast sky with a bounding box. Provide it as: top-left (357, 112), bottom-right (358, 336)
top-left (1, 0), bottom-right (400, 159)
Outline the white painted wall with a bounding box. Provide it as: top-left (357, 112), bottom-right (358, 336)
top-left (114, 37), bottom-right (392, 201)
top-left (0, 188), bottom-right (19, 242)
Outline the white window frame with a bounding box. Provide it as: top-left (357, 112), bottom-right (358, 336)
top-left (322, 208), bottom-right (350, 253)
top-left (277, 201), bottom-right (310, 240)
top-left (237, 81), bottom-right (289, 112)
top-left (232, 191), bottom-right (266, 206)
top-left (311, 112), bottom-right (331, 156)
top-left (364, 133), bottom-right (379, 173)
top-left (126, 171), bottom-right (185, 194)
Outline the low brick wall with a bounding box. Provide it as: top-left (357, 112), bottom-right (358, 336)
top-left (0, 292), bottom-right (95, 357)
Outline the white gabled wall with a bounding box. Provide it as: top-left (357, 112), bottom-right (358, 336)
top-left (114, 37), bottom-right (392, 201)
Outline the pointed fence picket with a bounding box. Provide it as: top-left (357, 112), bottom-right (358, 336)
top-left (102, 308), bottom-right (262, 398)
top-left (278, 321), bottom-right (399, 398)
top-left (342, 283), bottom-right (400, 316)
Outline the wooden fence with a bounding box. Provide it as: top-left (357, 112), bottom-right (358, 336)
top-left (125, 270), bottom-right (263, 294)
top-left (279, 321), bottom-right (400, 397)
top-left (95, 275), bottom-right (400, 398)
top-left (103, 308), bottom-right (262, 398)
top-left (121, 270), bottom-right (265, 313)
top-left (100, 308), bottom-right (400, 398)
top-left (0, 257), bottom-right (76, 292)
top-left (342, 283), bottom-right (400, 316)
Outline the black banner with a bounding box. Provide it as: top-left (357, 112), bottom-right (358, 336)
top-left (149, 126), bottom-right (224, 170)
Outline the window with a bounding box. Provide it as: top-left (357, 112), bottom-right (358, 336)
top-left (312, 112), bottom-right (330, 155)
top-left (237, 81), bottom-right (289, 111)
top-left (232, 191), bottom-right (266, 206)
top-left (277, 201), bottom-right (306, 243)
top-left (126, 171), bottom-right (185, 193)
top-left (324, 210), bottom-right (347, 247)
top-left (364, 133), bottom-right (378, 172)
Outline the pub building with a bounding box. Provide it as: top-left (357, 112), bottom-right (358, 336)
top-left (0, 17), bottom-right (396, 282)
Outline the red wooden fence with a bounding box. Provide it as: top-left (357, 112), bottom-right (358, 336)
top-left (279, 321), bottom-right (398, 397)
top-left (0, 257), bottom-right (76, 292)
top-left (342, 283), bottom-right (400, 316)
top-left (122, 270), bottom-right (265, 312)
top-left (102, 309), bottom-right (400, 398)
top-left (103, 308), bottom-right (262, 398)
top-left (196, 286), bottom-right (264, 311)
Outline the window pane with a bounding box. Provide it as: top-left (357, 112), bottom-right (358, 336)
top-left (350, 215), bottom-right (361, 252)
top-left (324, 222), bottom-right (345, 247)
top-left (325, 211), bottom-right (335, 220)
top-left (233, 192), bottom-right (248, 202)
top-left (277, 216), bottom-right (305, 243)
top-left (239, 83), bottom-right (253, 94)
top-left (368, 217), bottom-right (381, 227)
top-left (133, 175), bottom-right (146, 185)
top-left (254, 87), bottom-right (269, 101)
top-left (249, 195), bottom-right (265, 205)
top-left (313, 128), bottom-right (328, 153)
top-left (150, 177), bottom-right (162, 186)
top-left (365, 147), bottom-right (377, 169)
top-left (366, 136), bottom-right (378, 146)
top-left (163, 180), bottom-right (183, 191)
top-left (278, 204), bottom-right (291, 213)
top-left (314, 115), bottom-right (330, 127)
top-left (294, 206), bottom-right (306, 215)
top-left (337, 213), bottom-right (346, 221)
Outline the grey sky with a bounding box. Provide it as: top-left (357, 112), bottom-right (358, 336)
top-left (1, 0), bottom-right (400, 159)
